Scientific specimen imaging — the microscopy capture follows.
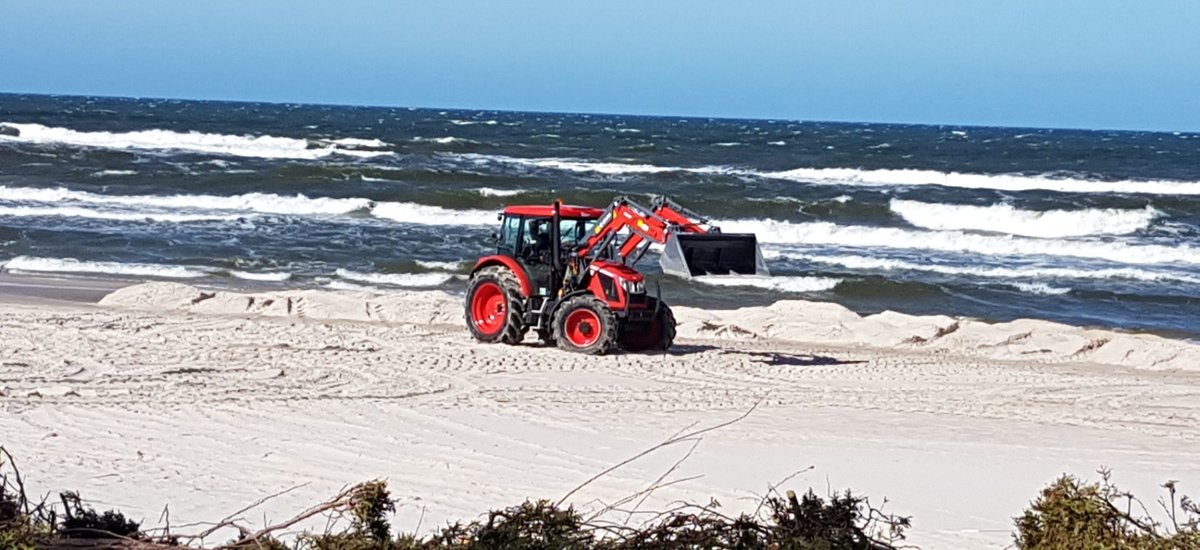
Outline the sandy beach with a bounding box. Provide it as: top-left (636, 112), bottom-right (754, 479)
top-left (3, 278), bottom-right (1200, 549)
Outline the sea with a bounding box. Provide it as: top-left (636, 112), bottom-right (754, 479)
top-left (1, 93), bottom-right (1198, 337)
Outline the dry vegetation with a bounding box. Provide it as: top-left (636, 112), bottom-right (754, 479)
top-left (6, 444), bottom-right (1200, 549)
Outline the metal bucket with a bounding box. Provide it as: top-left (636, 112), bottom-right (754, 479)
top-left (659, 232), bottom-right (770, 278)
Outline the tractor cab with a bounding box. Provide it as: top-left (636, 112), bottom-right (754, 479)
top-left (495, 205), bottom-right (604, 296)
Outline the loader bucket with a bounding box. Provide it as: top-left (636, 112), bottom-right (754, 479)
top-left (659, 232), bottom-right (770, 278)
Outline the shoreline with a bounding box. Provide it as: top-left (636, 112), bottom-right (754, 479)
top-left (1, 270), bottom-right (1197, 344)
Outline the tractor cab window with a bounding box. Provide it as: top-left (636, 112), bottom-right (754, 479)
top-left (498, 215), bottom-right (521, 255)
top-left (523, 218), bottom-right (553, 255)
top-left (559, 218), bottom-right (597, 247)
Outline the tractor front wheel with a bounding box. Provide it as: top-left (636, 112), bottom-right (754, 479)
top-left (465, 266), bottom-right (528, 344)
top-left (552, 296), bottom-right (618, 355)
top-left (619, 298), bottom-right (676, 352)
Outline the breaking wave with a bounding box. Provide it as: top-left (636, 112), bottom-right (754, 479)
top-left (0, 205), bottom-right (239, 223)
top-left (370, 202), bottom-right (496, 226)
top-left (777, 253), bottom-right (1200, 285)
top-left (889, 199), bottom-right (1162, 238)
top-left (0, 122), bottom-right (392, 160)
top-left (693, 275), bottom-right (842, 293)
top-left (452, 153), bottom-right (734, 176)
top-left (1011, 282), bottom-right (1071, 295)
top-left (414, 260), bottom-right (467, 271)
top-left (0, 185), bottom-right (498, 226)
top-left (230, 270), bottom-right (292, 282)
top-left (472, 187), bottom-right (528, 197)
top-left (782, 252), bottom-right (1200, 285)
top-left (1, 256), bottom-right (213, 278)
top-left (763, 167), bottom-right (1200, 196)
top-left (0, 185), bottom-right (371, 216)
top-left (723, 219), bottom-right (1200, 266)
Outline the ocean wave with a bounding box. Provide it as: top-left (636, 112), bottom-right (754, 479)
top-left (2, 256), bottom-right (213, 278)
top-left (472, 187), bottom-right (527, 197)
top-left (693, 275), bottom-right (841, 293)
top-left (91, 169), bottom-right (137, 177)
top-left (369, 202), bottom-right (496, 226)
top-left (763, 167), bottom-right (1200, 196)
top-left (722, 219), bottom-right (1200, 266)
top-left (449, 120), bottom-right (498, 126)
top-left (452, 153), bottom-right (734, 176)
top-left (415, 260), bottom-right (467, 271)
top-left (889, 199), bottom-right (1162, 238)
top-left (324, 137), bottom-right (389, 148)
top-left (230, 270), bottom-right (292, 282)
top-left (0, 122), bottom-right (391, 160)
top-left (0, 185), bottom-right (370, 216)
top-left (1011, 282), bottom-right (1071, 295)
top-left (410, 136), bottom-right (477, 145)
top-left (0, 204), bottom-right (239, 223)
top-left (771, 252), bottom-right (1200, 285)
top-left (335, 268), bottom-right (459, 287)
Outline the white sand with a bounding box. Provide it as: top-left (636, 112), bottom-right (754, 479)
top-left (3, 281), bottom-right (1200, 549)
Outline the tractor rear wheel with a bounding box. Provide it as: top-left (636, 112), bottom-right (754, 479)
top-left (465, 266), bottom-right (528, 344)
top-left (619, 298), bottom-right (676, 352)
top-left (552, 295), bottom-right (618, 355)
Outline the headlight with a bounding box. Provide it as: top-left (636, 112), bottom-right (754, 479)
top-left (625, 280), bottom-right (646, 294)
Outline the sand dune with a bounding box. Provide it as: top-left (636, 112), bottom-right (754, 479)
top-left (3, 282), bottom-right (1200, 549)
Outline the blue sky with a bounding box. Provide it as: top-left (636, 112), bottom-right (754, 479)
top-left (2, 1), bottom-right (1198, 131)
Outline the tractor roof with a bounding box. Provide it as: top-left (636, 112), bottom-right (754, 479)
top-left (503, 205), bottom-right (605, 219)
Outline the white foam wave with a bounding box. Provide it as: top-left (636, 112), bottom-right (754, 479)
top-left (780, 253), bottom-right (1200, 285)
top-left (0, 122), bottom-right (389, 160)
top-left (230, 270), bottom-right (292, 282)
top-left (411, 136), bottom-right (475, 144)
top-left (335, 268), bottom-right (458, 287)
top-left (415, 260), bottom-right (466, 271)
top-left (889, 199), bottom-right (1161, 238)
top-left (2, 256), bottom-right (212, 278)
top-left (763, 167), bottom-right (1200, 196)
top-left (370, 202), bottom-right (495, 226)
top-left (454, 153), bottom-right (733, 176)
top-left (722, 220), bottom-right (1200, 266)
top-left (0, 186), bottom-right (370, 216)
top-left (0, 205), bottom-right (238, 223)
top-left (1011, 282), bottom-right (1071, 295)
top-left (694, 275), bottom-right (841, 293)
top-left (449, 119), bottom-right (498, 126)
top-left (92, 169), bottom-right (137, 177)
top-left (472, 187), bottom-right (527, 197)
top-left (325, 137), bottom-right (389, 148)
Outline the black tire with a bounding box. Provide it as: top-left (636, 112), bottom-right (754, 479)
top-left (552, 295), bottom-right (618, 355)
top-left (465, 266), bottom-right (528, 345)
top-left (619, 298), bottom-right (676, 352)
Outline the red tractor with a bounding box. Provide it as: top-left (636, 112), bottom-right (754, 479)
top-left (466, 196), bottom-right (767, 354)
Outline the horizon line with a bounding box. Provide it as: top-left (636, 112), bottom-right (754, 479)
top-left (1, 89), bottom-right (1195, 136)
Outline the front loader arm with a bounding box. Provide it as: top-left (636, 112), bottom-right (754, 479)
top-left (577, 196), bottom-right (711, 262)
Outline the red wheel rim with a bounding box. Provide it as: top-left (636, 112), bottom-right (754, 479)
top-left (471, 282), bottom-right (507, 335)
top-left (564, 308), bottom-right (602, 347)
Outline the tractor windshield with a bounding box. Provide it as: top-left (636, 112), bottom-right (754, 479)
top-left (559, 218), bottom-right (596, 247)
